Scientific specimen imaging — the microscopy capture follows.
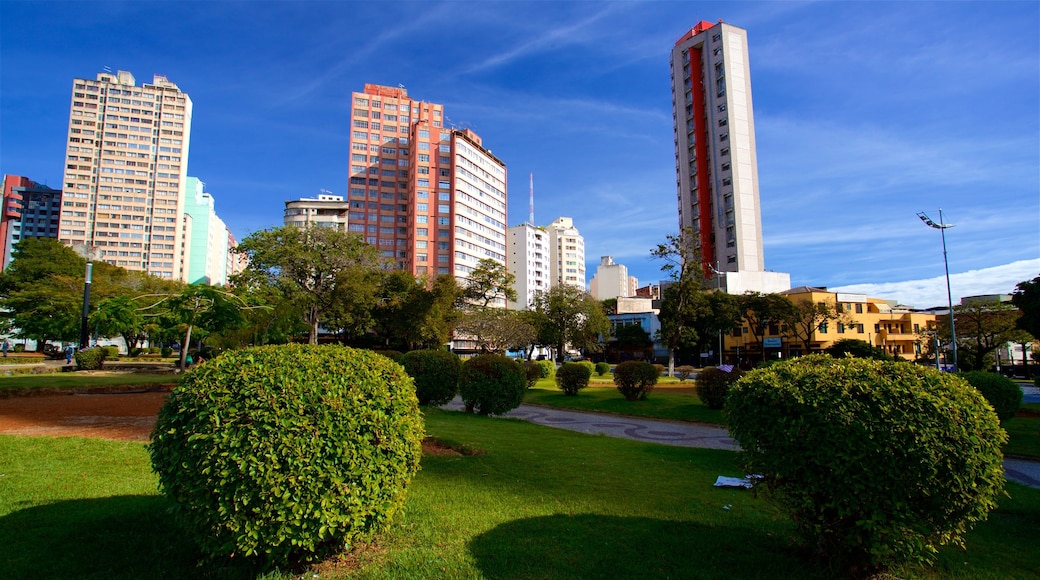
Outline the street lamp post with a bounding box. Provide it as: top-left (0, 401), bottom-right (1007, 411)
top-left (917, 209), bottom-right (957, 371)
top-left (79, 262), bottom-right (92, 350)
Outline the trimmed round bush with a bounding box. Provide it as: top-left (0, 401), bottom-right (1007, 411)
top-left (459, 354), bottom-right (526, 415)
top-left (555, 362), bottom-right (592, 396)
top-left (400, 349), bottom-right (461, 406)
top-left (73, 347), bottom-right (107, 370)
top-left (695, 366), bottom-right (745, 410)
top-left (613, 360), bottom-right (659, 401)
top-left (522, 361), bottom-right (541, 389)
top-left (594, 361), bottom-right (610, 376)
top-left (534, 359), bottom-right (555, 379)
top-left (149, 344), bottom-right (423, 565)
top-left (676, 365), bottom-right (696, 382)
top-left (960, 371), bottom-right (1023, 423)
top-left (725, 355), bottom-right (1006, 573)
top-left (160, 346), bottom-right (173, 358)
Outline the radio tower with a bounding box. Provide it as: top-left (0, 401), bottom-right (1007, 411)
top-left (529, 173), bottom-right (535, 226)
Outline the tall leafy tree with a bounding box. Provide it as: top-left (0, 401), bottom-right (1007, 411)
top-left (1011, 276), bottom-right (1040, 339)
top-left (234, 225), bottom-right (382, 344)
top-left (461, 258), bottom-right (517, 308)
top-left (941, 301), bottom-right (1021, 371)
top-left (454, 308), bottom-right (536, 354)
top-left (371, 271), bottom-right (460, 351)
top-left (738, 292), bottom-right (798, 354)
top-left (651, 228), bottom-right (707, 374)
top-left (530, 285), bottom-right (609, 362)
top-left (785, 298), bottom-right (847, 355)
top-left (89, 295), bottom-right (145, 351)
top-left (165, 284), bottom-right (246, 368)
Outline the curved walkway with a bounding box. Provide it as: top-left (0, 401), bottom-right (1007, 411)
top-left (441, 398), bottom-right (1040, 490)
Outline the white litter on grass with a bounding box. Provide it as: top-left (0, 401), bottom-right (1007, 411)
top-left (713, 475), bottom-right (760, 489)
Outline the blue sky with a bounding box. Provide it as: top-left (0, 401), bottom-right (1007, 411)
top-left (2, 1), bottom-right (1037, 308)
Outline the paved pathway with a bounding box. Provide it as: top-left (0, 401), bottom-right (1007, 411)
top-left (442, 398), bottom-right (1040, 490)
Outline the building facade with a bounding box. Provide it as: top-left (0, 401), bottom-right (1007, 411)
top-left (346, 84), bottom-right (507, 283)
top-left (670, 21), bottom-right (789, 293)
top-left (546, 216), bottom-right (585, 290)
top-left (589, 255), bottom-right (638, 300)
top-left (506, 223), bottom-right (550, 309)
top-left (1, 175), bottom-right (63, 269)
top-left (284, 192), bottom-right (350, 230)
top-left (58, 70), bottom-right (192, 279)
top-left (183, 177), bottom-right (232, 285)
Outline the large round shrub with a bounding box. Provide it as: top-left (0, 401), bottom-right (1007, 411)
top-left (149, 344), bottom-right (423, 565)
top-left (400, 349), bottom-right (461, 406)
top-left (960, 371), bottom-right (1023, 423)
top-left (725, 355), bottom-right (1006, 573)
top-left (73, 346), bottom-right (107, 370)
top-left (555, 362), bottom-right (592, 396)
top-left (459, 354), bottom-right (526, 415)
top-left (695, 366), bottom-right (745, 410)
top-left (613, 360), bottom-right (659, 401)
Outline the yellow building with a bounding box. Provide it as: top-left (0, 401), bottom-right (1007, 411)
top-left (724, 286), bottom-right (938, 365)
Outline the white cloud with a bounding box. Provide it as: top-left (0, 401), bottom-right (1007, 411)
top-left (831, 259), bottom-right (1039, 308)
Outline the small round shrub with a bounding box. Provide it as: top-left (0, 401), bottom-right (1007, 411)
top-left (577, 360), bottom-right (595, 375)
top-left (147, 346), bottom-right (160, 355)
top-left (960, 371), bottom-right (1022, 423)
top-left (555, 362), bottom-right (592, 396)
top-left (102, 345), bottom-right (120, 358)
top-left (149, 344), bottom-right (423, 565)
top-left (400, 349), bottom-right (461, 406)
top-left (676, 365), bottom-right (696, 382)
top-left (74, 347), bottom-right (107, 370)
top-left (695, 366), bottom-right (745, 410)
top-left (725, 355), bottom-right (1006, 573)
top-left (534, 359), bottom-right (555, 379)
top-left (522, 361), bottom-right (541, 389)
top-left (459, 354), bottom-right (526, 415)
top-left (652, 363), bottom-right (665, 376)
top-left (13, 343), bottom-right (25, 353)
top-left (613, 360), bottom-right (659, 401)
top-left (371, 349), bottom-right (403, 363)
top-left (160, 346), bottom-right (173, 358)
top-left (594, 361), bottom-right (610, 376)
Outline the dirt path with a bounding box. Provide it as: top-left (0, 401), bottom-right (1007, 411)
top-left (0, 391), bottom-right (168, 441)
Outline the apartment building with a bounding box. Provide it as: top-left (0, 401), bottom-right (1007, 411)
top-left (589, 255), bottom-right (638, 300)
top-left (58, 70), bottom-right (192, 279)
top-left (506, 223), bottom-right (550, 309)
top-left (183, 177), bottom-right (232, 285)
top-left (546, 217), bottom-right (585, 290)
top-left (670, 21), bottom-right (788, 294)
top-left (345, 84), bottom-right (507, 283)
top-left (284, 192), bottom-right (350, 230)
top-left (1, 175), bottom-right (62, 269)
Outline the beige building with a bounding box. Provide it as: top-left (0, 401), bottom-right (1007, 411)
top-left (724, 286), bottom-right (938, 364)
top-left (590, 256), bottom-right (638, 300)
top-left (284, 192), bottom-right (350, 230)
top-left (59, 70), bottom-right (192, 279)
top-left (546, 217), bottom-right (585, 290)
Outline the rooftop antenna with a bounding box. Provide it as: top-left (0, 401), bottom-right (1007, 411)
top-left (529, 173), bottom-right (535, 226)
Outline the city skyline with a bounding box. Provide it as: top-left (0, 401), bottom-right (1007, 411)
top-left (1, 1), bottom-right (1037, 308)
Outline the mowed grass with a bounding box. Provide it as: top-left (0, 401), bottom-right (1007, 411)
top-left (3, 410), bottom-right (1040, 578)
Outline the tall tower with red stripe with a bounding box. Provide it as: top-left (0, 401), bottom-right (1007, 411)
top-left (670, 21), bottom-right (788, 293)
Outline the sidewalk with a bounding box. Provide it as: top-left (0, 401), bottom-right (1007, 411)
top-left (441, 398), bottom-right (1040, 490)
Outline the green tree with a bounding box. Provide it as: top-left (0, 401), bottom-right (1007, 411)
top-left (234, 225), bottom-right (382, 344)
top-left (786, 297), bottom-right (847, 355)
top-left (1011, 276), bottom-right (1040, 338)
top-left (3, 275), bottom-right (82, 349)
top-left (461, 258), bottom-right (517, 308)
top-left (455, 308), bottom-right (536, 354)
top-left (530, 285), bottom-right (610, 362)
top-left (738, 292), bottom-right (798, 359)
top-left (371, 272), bottom-right (461, 351)
top-left (942, 302), bottom-right (1020, 371)
top-left (89, 295), bottom-right (145, 351)
top-left (165, 284), bottom-right (246, 368)
top-left (0, 238), bottom-right (84, 296)
top-left (651, 229), bottom-right (707, 375)
top-left (826, 338), bottom-right (894, 361)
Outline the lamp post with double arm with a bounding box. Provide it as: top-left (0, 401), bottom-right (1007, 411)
top-left (917, 209), bottom-right (957, 371)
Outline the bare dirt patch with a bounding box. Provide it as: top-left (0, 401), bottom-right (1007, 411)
top-left (0, 391), bottom-right (168, 441)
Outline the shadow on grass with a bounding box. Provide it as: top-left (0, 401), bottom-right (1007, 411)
top-left (469, 513), bottom-right (823, 579)
top-left (0, 495), bottom-right (261, 579)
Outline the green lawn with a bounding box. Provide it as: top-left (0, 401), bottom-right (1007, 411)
top-left (2, 410), bottom-right (1039, 578)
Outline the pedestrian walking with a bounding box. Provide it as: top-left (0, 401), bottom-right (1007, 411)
top-left (64, 344), bottom-right (74, 365)
top-left (1, 339), bottom-right (8, 358)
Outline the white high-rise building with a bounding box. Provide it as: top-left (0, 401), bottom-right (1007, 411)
top-left (546, 217), bottom-right (585, 290)
top-left (670, 21), bottom-right (789, 294)
top-left (590, 256), bottom-right (638, 300)
top-left (183, 177), bottom-right (232, 286)
top-left (506, 223), bottom-right (550, 309)
top-left (59, 70), bottom-right (192, 279)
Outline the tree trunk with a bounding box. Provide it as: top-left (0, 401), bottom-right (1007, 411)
top-left (668, 348), bottom-right (675, 377)
top-left (180, 325), bottom-right (193, 369)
